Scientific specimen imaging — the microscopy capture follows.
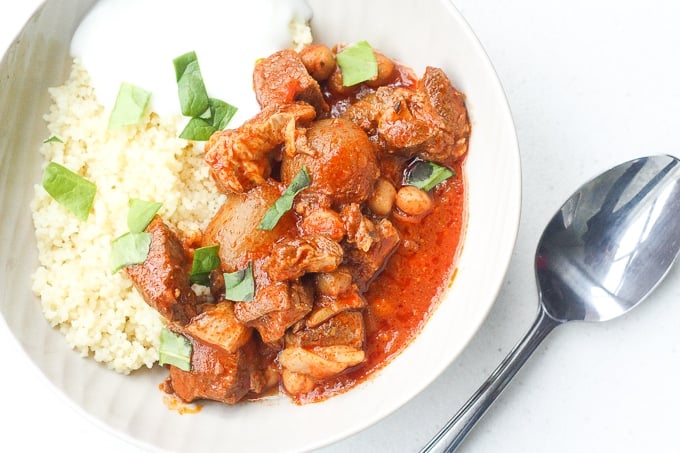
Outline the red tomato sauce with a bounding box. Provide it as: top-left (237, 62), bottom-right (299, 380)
top-left (295, 158), bottom-right (466, 403)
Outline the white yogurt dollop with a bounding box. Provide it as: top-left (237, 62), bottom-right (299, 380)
top-left (71, 0), bottom-right (313, 127)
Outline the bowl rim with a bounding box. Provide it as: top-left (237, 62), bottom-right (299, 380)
top-left (0, 0), bottom-right (522, 451)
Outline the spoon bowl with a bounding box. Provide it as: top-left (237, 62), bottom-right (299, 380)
top-left (423, 154), bottom-right (680, 452)
top-left (537, 154), bottom-right (680, 322)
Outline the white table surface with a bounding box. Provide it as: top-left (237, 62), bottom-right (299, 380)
top-left (2, 1), bottom-right (680, 452)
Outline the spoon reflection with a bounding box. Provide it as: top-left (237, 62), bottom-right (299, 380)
top-left (422, 154), bottom-right (680, 452)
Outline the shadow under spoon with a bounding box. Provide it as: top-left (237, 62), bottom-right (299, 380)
top-left (422, 154), bottom-right (680, 453)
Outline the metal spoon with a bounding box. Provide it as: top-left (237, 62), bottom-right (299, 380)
top-left (422, 154), bottom-right (680, 453)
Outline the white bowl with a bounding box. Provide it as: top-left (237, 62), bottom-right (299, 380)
top-left (0, 0), bottom-right (520, 451)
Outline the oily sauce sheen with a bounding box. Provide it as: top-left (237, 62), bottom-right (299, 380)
top-left (120, 40), bottom-right (470, 406)
top-left (297, 163), bottom-right (465, 403)
top-left (294, 66), bottom-right (467, 403)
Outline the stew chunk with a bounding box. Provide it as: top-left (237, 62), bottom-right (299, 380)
top-left (281, 118), bottom-right (379, 207)
top-left (125, 216), bottom-right (197, 325)
top-left (343, 66), bottom-right (470, 162)
top-left (253, 49), bottom-right (328, 115)
top-left (127, 41), bottom-right (470, 406)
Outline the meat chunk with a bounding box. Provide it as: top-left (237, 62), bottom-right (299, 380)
top-left (341, 203), bottom-right (378, 252)
top-left (306, 291), bottom-right (366, 328)
top-left (343, 67), bottom-right (470, 163)
top-left (417, 66), bottom-right (471, 162)
top-left (205, 102), bottom-right (316, 193)
top-left (281, 309), bottom-right (366, 395)
top-left (125, 216), bottom-right (197, 325)
top-left (281, 118), bottom-right (379, 207)
top-left (166, 335), bottom-right (263, 404)
top-left (286, 310), bottom-right (365, 350)
top-left (293, 192), bottom-right (332, 216)
top-left (253, 49), bottom-right (328, 114)
top-left (265, 235), bottom-right (344, 281)
top-left (343, 87), bottom-right (429, 149)
top-left (184, 301), bottom-right (251, 353)
top-left (203, 181), bottom-right (298, 271)
top-left (278, 344), bottom-right (365, 395)
top-left (279, 345), bottom-right (365, 379)
top-left (234, 280), bottom-right (313, 343)
top-left (344, 218), bottom-right (401, 291)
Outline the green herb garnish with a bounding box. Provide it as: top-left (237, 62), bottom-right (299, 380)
top-left (127, 199), bottom-right (162, 233)
top-left (336, 40), bottom-right (378, 87)
top-left (178, 98), bottom-right (238, 140)
top-left (174, 52), bottom-right (238, 141)
top-left (258, 167), bottom-right (310, 230)
top-left (189, 245), bottom-right (221, 285)
top-left (405, 160), bottom-right (455, 191)
top-left (109, 231), bottom-right (152, 273)
top-left (173, 51), bottom-right (210, 118)
top-left (108, 82), bottom-right (151, 130)
top-left (110, 199), bottom-right (163, 273)
top-left (224, 261), bottom-right (255, 302)
top-left (41, 162), bottom-right (96, 221)
top-left (179, 118), bottom-right (215, 141)
top-left (209, 97), bottom-right (238, 131)
top-left (159, 327), bottom-right (192, 371)
top-left (43, 135), bottom-right (63, 143)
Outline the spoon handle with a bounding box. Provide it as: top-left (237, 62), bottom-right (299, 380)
top-left (420, 308), bottom-right (562, 453)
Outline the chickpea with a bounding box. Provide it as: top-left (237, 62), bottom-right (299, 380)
top-left (368, 178), bottom-right (397, 216)
top-left (299, 44), bottom-right (336, 81)
top-left (395, 186), bottom-right (433, 216)
top-left (326, 66), bottom-right (358, 96)
top-left (300, 208), bottom-right (345, 242)
top-left (367, 52), bottom-right (395, 88)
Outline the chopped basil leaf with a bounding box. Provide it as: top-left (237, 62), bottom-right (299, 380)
top-left (43, 135), bottom-right (63, 143)
top-left (224, 262), bottom-right (254, 302)
top-left (405, 160), bottom-right (455, 191)
top-left (108, 82), bottom-right (151, 130)
top-left (110, 200), bottom-right (162, 273)
top-left (258, 167), bottom-right (310, 230)
top-left (159, 328), bottom-right (192, 371)
top-left (110, 231), bottom-right (152, 273)
top-left (179, 98), bottom-right (238, 141)
top-left (173, 51), bottom-right (210, 118)
top-left (41, 162), bottom-right (96, 221)
top-left (210, 97), bottom-right (238, 131)
top-left (127, 199), bottom-right (162, 233)
top-left (336, 40), bottom-right (378, 87)
top-left (190, 245), bottom-right (221, 285)
top-left (174, 51), bottom-right (238, 141)
top-left (179, 117), bottom-right (216, 141)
